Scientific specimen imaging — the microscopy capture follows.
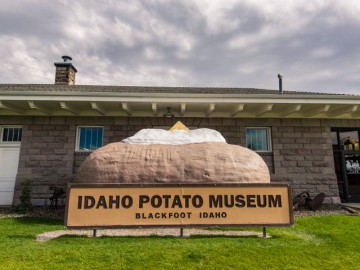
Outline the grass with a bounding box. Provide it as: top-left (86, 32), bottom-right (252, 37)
top-left (0, 215), bottom-right (359, 269)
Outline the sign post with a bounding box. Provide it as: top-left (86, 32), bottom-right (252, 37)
top-left (65, 183), bottom-right (293, 229)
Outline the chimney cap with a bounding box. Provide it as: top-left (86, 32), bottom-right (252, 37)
top-left (54, 56), bottom-right (77, 72)
top-left (62, 55), bottom-right (72, 62)
top-left (277, 74), bottom-right (283, 79)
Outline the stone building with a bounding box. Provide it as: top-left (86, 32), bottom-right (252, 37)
top-left (0, 56), bottom-right (359, 206)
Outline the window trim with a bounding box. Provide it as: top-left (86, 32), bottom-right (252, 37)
top-left (0, 126), bottom-right (23, 146)
top-left (75, 126), bottom-right (104, 152)
top-left (245, 127), bottom-right (272, 153)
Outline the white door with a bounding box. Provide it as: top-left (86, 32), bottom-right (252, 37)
top-left (0, 126), bottom-right (22, 206)
top-left (0, 147), bottom-right (21, 205)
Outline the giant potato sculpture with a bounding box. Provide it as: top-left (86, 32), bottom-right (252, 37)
top-left (74, 124), bottom-right (270, 184)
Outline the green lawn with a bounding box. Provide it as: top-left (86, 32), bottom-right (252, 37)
top-left (0, 215), bottom-right (359, 270)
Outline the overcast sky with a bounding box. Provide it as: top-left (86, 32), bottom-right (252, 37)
top-left (0, 0), bottom-right (359, 94)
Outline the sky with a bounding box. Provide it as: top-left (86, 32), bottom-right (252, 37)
top-left (0, 0), bottom-right (360, 94)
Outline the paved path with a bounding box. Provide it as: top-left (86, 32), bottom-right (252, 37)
top-left (36, 228), bottom-right (265, 242)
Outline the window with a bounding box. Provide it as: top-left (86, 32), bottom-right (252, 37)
top-left (246, 128), bottom-right (271, 152)
top-left (76, 127), bottom-right (103, 151)
top-left (331, 128), bottom-right (360, 151)
top-left (1, 127), bottom-right (22, 142)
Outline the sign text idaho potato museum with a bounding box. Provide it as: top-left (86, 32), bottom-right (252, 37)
top-left (65, 184), bottom-right (293, 228)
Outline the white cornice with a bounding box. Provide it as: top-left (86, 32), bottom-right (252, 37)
top-left (1, 91), bottom-right (360, 118)
top-left (1, 94), bottom-right (360, 105)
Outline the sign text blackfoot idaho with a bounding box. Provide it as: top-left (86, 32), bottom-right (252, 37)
top-left (65, 184), bottom-right (293, 228)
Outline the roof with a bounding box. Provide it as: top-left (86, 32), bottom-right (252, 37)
top-left (0, 84), bottom-right (359, 119)
top-left (0, 84), bottom-right (351, 96)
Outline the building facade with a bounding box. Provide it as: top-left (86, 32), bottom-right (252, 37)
top-left (0, 57), bottom-right (359, 206)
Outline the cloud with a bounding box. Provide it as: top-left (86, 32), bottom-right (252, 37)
top-left (0, 0), bottom-right (359, 94)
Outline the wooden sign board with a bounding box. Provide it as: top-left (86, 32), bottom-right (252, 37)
top-left (65, 183), bottom-right (293, 228)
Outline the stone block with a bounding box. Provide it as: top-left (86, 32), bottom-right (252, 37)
top-left (287, 166), bottom-right (306, 173)
top-left (280, 138), bottom-right (295, 144)
top-left (49, 117), bottom-right (66, 125)
top-left (323, 167), bottom-right (335, 175)
top-left (273, 168), bottom-right (288, 174)
top-left (30, 155), bottom-right (47, 161)
top-left (158, 118), bottom-right (171, 126)
top-left (22, 130), bottom-right (32, 137)
top-left (207, 118), bottom-right (222, 126)
top-left (17, 168), bottom-right (32, 175)
top-left (295, 138), bottom-right (311, 144)
top-left (280, 149), bottom-right (296, 155)
top-left (330, 197), bottom-right (341, 204)
top-left (324, 156), bottom-right (335, 162)
top-left (316, 185), bottom-right (330, 192)
top-left (311, 149), bottom-right (327, 155)
top-left (49, 131), bottom-right (64, 136)
top-left (223, 118), bottom-right (236, 126)
top-left (297, 160), bottom-right (312, 167)
top-left (29, 125), bottom-right (43, 131)
top-left (310, 138), bottom-right (323, 144)
top-left (304, 144), bottom-right (316, 150)
top-left (64, 143), bottom-right (75, 149)
top-left (40, 149), bottom-right (54, 155)
top-left (272, 144), bottom-right (283, 150)
top-left (303, 132), bottom-right (321, 138)
top-left (38, 160), bottom-right (53, 167)
top-left (283, 161), bottom-right (297, 167)
top-left (47, 155), bottom-right (63, 161)
top-left (31, 130), bottom-right (48, 136)
top-left (301, 119), bottom-right (321, 126)
top-left (43, 137), bottom-right (55, 143)
top-left (322, 144), bottom-right (332, 150)
top-left (54, 149), bottom-right (67, 155)
top-left (128, 117), bottom-right (143, 125)
top-left (33, 117), bottom-right (50, 125)
top-left (22, 160), bottom-right (35, 168)
top-left (283, 144), bottom-right (301, 150)
top-left (279, 127), bottom-right (294, 132)
top-left (304, 155), bottom-right (325, 162)
top-left (54, 137), bottom-right (67, 143)
top-left (63, 155), bottom-right (74, 161)
top-left (55, 125), bottom-right (68, 131)
top-left (305, 167), bottom-right (322, 173)
top-left (27, 149), bottom-right (40, 155)
top-left (229, 126), bottom-right (240, 132)
top-left (42, 125), bottom-right (56, 131)
top-left (114, 117), bottom-right (129, 125)
top-left (281, 119), bottom-right (301, 126)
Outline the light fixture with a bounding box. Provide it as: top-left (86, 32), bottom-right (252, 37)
top-left (163, 107), bottom-right (174, 118)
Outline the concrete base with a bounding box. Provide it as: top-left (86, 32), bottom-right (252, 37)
top-left (342, 203), bottom-right (360, 210)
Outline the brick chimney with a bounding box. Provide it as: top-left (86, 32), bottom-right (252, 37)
top-left (54, 56), bottom-right (77, 85)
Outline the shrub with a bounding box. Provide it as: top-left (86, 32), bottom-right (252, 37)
top-left (13, 179), bottom-right (33, 213)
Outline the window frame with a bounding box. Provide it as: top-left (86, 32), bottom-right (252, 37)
top-left (331, 127), bottom-right (360, 151)
top-left (0, 126), bottom-right (23, 146)
top-left (245, 127), bottom-right (272, 152)
top-left (75, 126), bottom-right (104, 152)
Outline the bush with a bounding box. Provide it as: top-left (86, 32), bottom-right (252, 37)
top-left (13, 179), bottom-right (33, 213)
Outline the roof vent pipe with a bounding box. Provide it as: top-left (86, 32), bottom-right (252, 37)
top-left (278, 74), bottom-right (283, 95)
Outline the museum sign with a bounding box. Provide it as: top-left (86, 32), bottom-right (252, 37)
top-left (65, 183), bottom-right (293, 228)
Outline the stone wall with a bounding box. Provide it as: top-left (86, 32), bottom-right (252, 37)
top-left (271, 125), bottom-right (339, 204)
top-left (2, 116), bottom-right (359, 205)
top-left (14, 118), bottom-right (75, 205)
